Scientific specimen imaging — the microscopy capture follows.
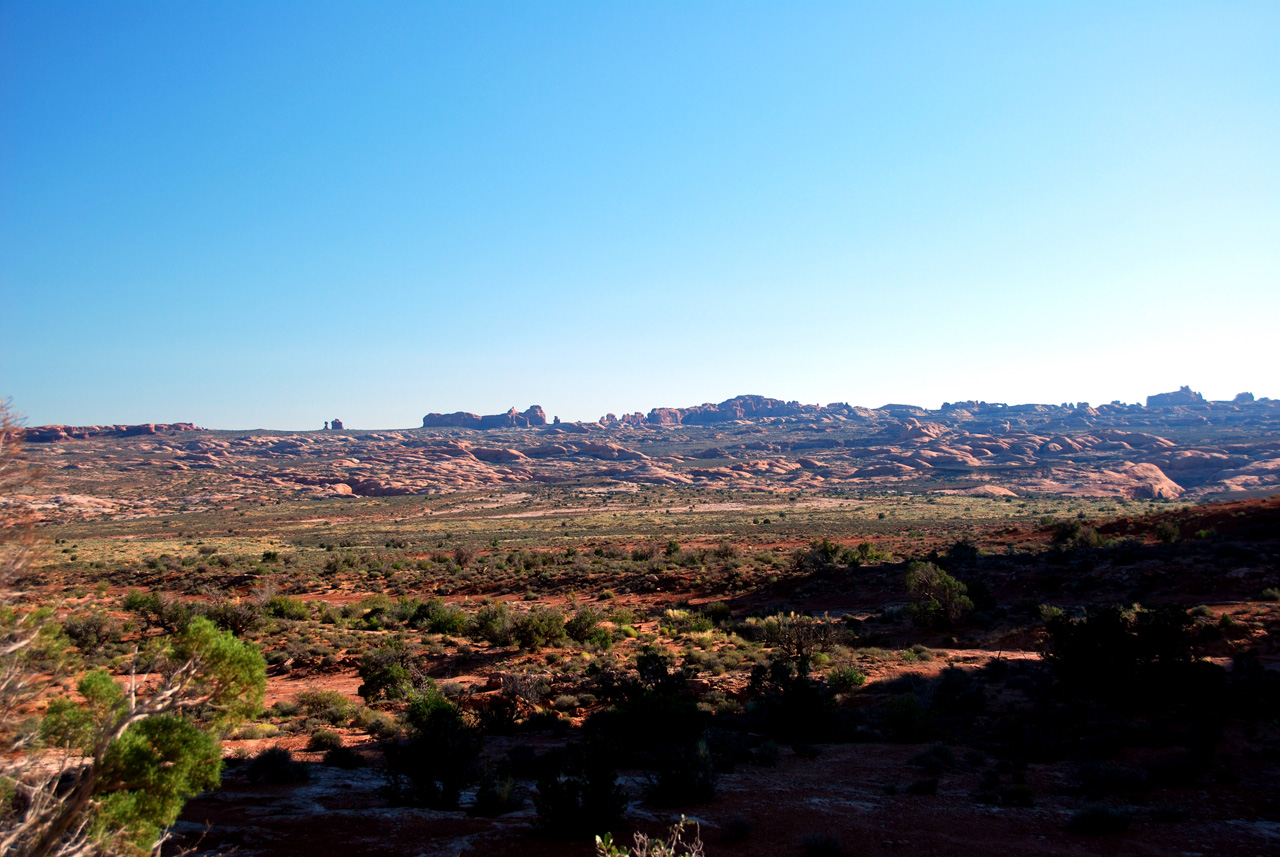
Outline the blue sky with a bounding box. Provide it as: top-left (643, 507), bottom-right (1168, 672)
top-left (2, 2), bottom-right (1277, 429)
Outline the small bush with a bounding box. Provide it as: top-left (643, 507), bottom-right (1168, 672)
top-left (752, 740), bottom-right (779, 767)
top-left (908, 744), bottom-right (954, 775)
top-left (357, 644), bottom-right (415, 702)
top-left (904, 562), bottom-right (973, 629)
top-left (801, 832), bottom-right (844, 856)
top-left (644, 741), bottom-right (718, 806)
top-left (469, 601), bottom-right (514, 646)
top-left (414, 599), bottom-right (469, 635)
top-left (205, 599), bottom-right (265, 635)
top-left (565, 606), bottom-right (603, 643)
top-left (1154, 520), bottom-right (1179, 543)
top-left (307, 728), bottom-right (344, 752)
top-left (1068, 804), bottom-right (1131, 835)
top-left (513, 606), bottom-right (566, 650)
top-left (386, 686), bottom-right (481, 809)
top-left (266, 595), bottom-right (309, 621)
top-left (827, 666), bottom-right (866, 693)
top-left (534, 746), bottom-right (626, 838)
top-left (597, 816), bottom-right (704, 857)
top-left (352, 706), bottom-right (398, 739)
top-left (324, 745), bottom-right (366, 769)
top-left (878, 694), bottom-right (932, 743)
top-left (294, 689), bottom-right (357, 724)
top-left (552, 694), bottom-right (580, 712)
top-left (470, 775), bottom-right (523, 817)
top-left (62, 611), bottom-right (122, 656)
top-left (121, 590), bottom-right (192, 632)
top-left (246, 746), bottom-right (309, 784)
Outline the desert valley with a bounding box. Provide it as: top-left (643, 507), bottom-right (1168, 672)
top-left (3, 388), bottom-right (1278, 856)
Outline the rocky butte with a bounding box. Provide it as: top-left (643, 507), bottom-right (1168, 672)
top-left (22, 423), bottom-right (204, 443)
top-left (1147, 385), bottom-right (1207, 407)
top-left (421, 406), bottom-right (547, 430)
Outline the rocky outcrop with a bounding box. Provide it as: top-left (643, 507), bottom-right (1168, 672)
top-left (572, 442), bottom-right (647, 461)
top-left (1118, 463), bottom-right (1184, 499)
top-left (419, 411), bottom-right (483, 429)
top-left (422, 406), bottom-right (547, 430)
top-left (23, 423), bottom-right (203, 443)
top-left (642, 395), bottom-right (812, 426)
top-left (471, 447), bottom-right (529, 463)
top-left (1147, 386), bottom-right (1206, 407)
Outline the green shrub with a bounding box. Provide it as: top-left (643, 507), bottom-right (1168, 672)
top-left (352, 706), bottom-right (398, 739)
top-left (388, 684), bottom-right (481, 809)
top-left (552, 694), bottom-right (580, 711)
top-left (1053, 520), bottom-right (1101, 548)
top-left (62, 610), bottom-right (122, 656)
top-left (412, 599), bottom-right (469, 634)
top-left (904, 562), bottom-right (973, 629)
top-left (469, 601), bottom-right (514, 646)
top-left (294, 689), bottom-right (356, 724)
top-left (586, 626), bottom-right (614, 650)
top-left (265, 595), bottom-right (309, 621)
top-left (204, 599), bottom-right (265, 636)
top-left (564, 606), bottom-right (603, 643)
top-left (357, 644), bottom-right (415, 702)
top-left (827, 666), bottom-right (866, 693)
top-left (598, 816), bottom-right (705, 857)
top-left (853, 541), bottom-right (889, 563)
top-left (513, 607), bottom-right (566, 650)
top-left (307, 728), bottom-right (344, 752)
top-left (121, 590), bottom-right (192, 632)
top-left (945, 538), bottom-right (980, 564)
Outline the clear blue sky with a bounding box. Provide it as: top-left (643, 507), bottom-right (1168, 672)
top-left (3, 2), bottom-right (1277, 429)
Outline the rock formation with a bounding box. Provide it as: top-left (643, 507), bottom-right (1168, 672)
top-left (20, 392), bottom-right (1280, 507)
top-left (1147, 386), bottom-right (1206, 407)
top-left (625, 395), bottom-right (813, 426)
top-left (422, 406), bottom-right (547, 430)
top-left (23, 423), bottom-right (203, 443)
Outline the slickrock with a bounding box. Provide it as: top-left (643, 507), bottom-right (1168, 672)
top-left (17, 390), bottom-right (1280, 516)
